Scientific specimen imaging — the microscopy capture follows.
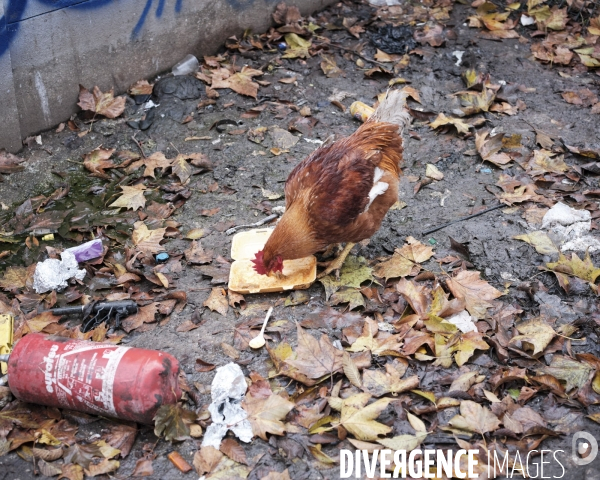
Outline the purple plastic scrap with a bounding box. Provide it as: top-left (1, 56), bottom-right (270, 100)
top-left (65, 238), bottom-right (104, 262)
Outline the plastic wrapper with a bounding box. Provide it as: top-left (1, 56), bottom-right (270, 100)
top-left (542, 202), bottom-right (600, 253)
top-left (201, 363), bottom-right (252, 448)
top-left (33, 251), bottom-right (86, 293)
top-left (65, 238), bottom-right (104, 262)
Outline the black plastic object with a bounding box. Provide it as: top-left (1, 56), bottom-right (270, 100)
top-left (371, 25), bottom-right (416, 54)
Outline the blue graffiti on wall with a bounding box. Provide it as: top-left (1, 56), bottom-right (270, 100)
top-left (0, 0), bottom-right (184, 57)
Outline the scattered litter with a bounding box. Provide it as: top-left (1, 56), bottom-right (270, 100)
top-left (65, 238), bottom-right (104, 262)
top-left (447, 310), bottom-right (478, 333)
top-left (350, 101), bottom-right (375, 122)
top-left (304, 138), bottom-right (324, 145)
top-left (143, 100), bottom-right (159, 109)
top-left (368, 0), bottom-right (402, 5)
top-left (541, 202), bottom-right (600, 253)
top-left (202, 363), bottom-right (253, 448)
top-left (225, 213), bottom-right (279, 236)
top-left (521, 14), bottom-right (535, 26)
top-left (426, 164), bottom-right (444, 181)
top-left (156, 252), bottom-right (170, 263)
top-left (452, 51), bottom-right (465, 66)
top-left (172, 54), bottom-right (199, 76)
top-left (481, 167), bottom-right (493, 174)
top-left (33, 250), bottom-right (86, 294)
top-left (371, 25), bottom-right (416, 54)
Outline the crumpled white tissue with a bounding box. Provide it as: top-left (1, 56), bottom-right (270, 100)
top-left (33, 250), bottom-right (86, 293)
top-left (541, 202), bottom-right (600, 253)
top-left (201, 363), bottom-right (253, 449)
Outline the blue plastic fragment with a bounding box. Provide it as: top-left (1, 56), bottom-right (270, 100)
top-left (481, 167), bottom-right (493, 174)
top-left (156, 252), bottom-right (170, 263)
top-left (277, 42), bottom-right (287, 51)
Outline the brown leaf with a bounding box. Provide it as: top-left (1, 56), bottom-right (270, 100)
top-left (374, 237), bottom-right (434, 280)
top-left (129, 80), bottom-right (154, 95)
top-left (84, 458), bottom-right (120, 477)
top-left (184, 241), bottom-right (212, 264)
top-left (153, 404), bottom-right (196, 442)
top-left (446, 270), bottom-right (502, 319)
top-left (200, 207), bottom-right (220, 217)
top-left (204, 288), bottom-right (228, 316)
top-left (78, 85), bottom-right (126, 119)
top-left (320, 54), bottom-right (343, 78)
top-left (0, 266), bottom-right (30, 291)
top-left (193, 446), bottom-right (223, 476)
top-left (105, 423), bottom-right (137, 458)
top-left (195, 359), bottom-right (216, 372)
top-left (220, 438), bottom-right (248, 465)
top-left (132, 221), bottom-right (166, 254)
top-left (242, 392), bottom-right (295, 440)
top-left (132, 457), bottom-right (154, 477)
top-left (127, 152), bottom-right (171, 178)
top-left (59, 463), bottom-right (84, 480)
top-left (110, 185), bottom-right (147, 211)
top-left (562, 88), bottom-right (599, 107)
top-left (449, 400), bottom-right (500, 434)
top-left (121, 303), bottom-right (157, 333)
top-left (285, 323), bottom-right (344, 379)
top-left (82, 147), bottom-right (116, 179)
top-left (414, 23), bottom-right (445, 47)
top-left (0, 150), bottom-right (25, 174)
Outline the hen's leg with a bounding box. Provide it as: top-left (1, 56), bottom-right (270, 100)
top-left (317, 242), bottom-right (355, 280)
top-left (320, 243), bottom-right (341, 260)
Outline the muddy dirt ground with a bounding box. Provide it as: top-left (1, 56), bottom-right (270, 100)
top-left (1, 0), bottom-right (600, 479)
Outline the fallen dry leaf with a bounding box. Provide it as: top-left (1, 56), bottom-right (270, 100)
top-left (204, 287), bottom-right (229, 316)
top-left (0, 150), bottom-right (25, 174)
top-left (446, 270), bottom-right (503, 319)
top-left (110, 185), bottom-right (147, 211)
top-left (78, 85), bottom-right (126, 118)
top-left (242, 392), bottom-right (295, 440)
top-left (331, 393), bottom-right (392, 441)
top-left (508, 317), bottom-right (555, 356)
top-left (132, 222), bottom-right (166, 254)
top-left (285, 323), bottom-right (344, 379)
top-left (83, 147), bottom-right (117, 179)
top-left (430, 113), bottom-right (470, 134)
top-left (449, 400), bottom-right (500, 435)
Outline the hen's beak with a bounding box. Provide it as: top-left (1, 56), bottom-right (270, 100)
top-left (268, 271), bottom-right (285, 280)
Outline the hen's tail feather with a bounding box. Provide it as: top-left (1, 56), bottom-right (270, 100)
top-left (369, 89), bottom-right (411, 135)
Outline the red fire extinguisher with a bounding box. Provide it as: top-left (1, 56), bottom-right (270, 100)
top-left (5, 333), bottom-right (182, 425)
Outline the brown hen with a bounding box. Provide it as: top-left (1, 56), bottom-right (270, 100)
top-left (252, 89), bottom-right (410, 278)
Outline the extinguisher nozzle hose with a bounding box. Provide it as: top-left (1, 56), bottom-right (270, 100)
top-left (0, 375), bottom-right (7, 387)
top-left (0, 354), bottom-right (9, 363)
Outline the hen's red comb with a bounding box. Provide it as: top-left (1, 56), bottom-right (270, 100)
top-left (251, 250), bottom-right (268, 275)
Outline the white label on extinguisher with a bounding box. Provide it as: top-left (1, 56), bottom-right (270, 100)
top-left (51, 342), bottom-right (130, 416)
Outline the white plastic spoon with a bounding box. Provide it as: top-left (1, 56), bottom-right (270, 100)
top-left (249, 307), bottom-right (273, 349)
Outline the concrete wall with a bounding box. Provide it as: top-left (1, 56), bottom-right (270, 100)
top-left (0, 0), bottom-right (333, 152)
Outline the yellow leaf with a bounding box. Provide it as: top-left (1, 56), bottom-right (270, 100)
top-left (513, 231), bottom-right (558, 255)
top-left (282, 33), bottom-right (311, 59)
top-left (338, 393), bottom-right (392, 441)
top-left (242, 392), bottom-right (295, 440)
top-left (109, 185), bottom-right (147, 211)
top-left (446, 270), bottom-right (503, 319)
top-left (131, 221), bottom-right (166, 254)
top-left (429, 113), bottom-right (470, 134)
top-left (508, 317), bottom-right (555, 356)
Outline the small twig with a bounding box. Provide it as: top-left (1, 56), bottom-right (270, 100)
top-left (313, 41), bottom-right (391, 68)
top-left (131, 135), bottom-right (146, 159)
top-left (225, 214), bottom-right (278, 235)
top-left (421, 203), bottom-right (505, 236)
